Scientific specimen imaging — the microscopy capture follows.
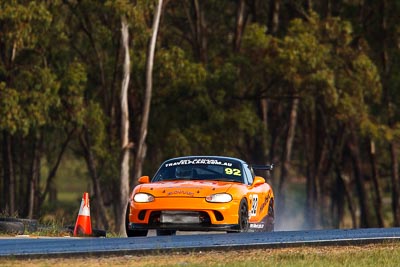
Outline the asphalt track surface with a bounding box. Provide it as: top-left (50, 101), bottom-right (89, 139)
top-left (1, 227), bottom-right (400, 258)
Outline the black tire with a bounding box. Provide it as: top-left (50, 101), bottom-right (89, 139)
top-left (238, 198), bottom-right (249, 232)
top-left (227, 199), bottom-right (249, 233)
top-left (125, 205), bottom-right (148, 237)
top-left (0, 218), bottom-right (38, 233)
top-left (156, 229), bottom-right (177, 236)
top-left (0, 221), bottom-right (25, 235)
top-left (265, 199), bottom-right (275, 232)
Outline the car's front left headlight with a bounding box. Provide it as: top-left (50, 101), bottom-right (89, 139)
top-left (206, 193), bottom-right (232, 203)
top-left (133, 193), bottom-right (155, 203)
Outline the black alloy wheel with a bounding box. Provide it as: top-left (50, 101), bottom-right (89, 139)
top-left (238, 198), bottom-right (249, 232)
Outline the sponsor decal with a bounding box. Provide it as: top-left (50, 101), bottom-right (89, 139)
top-left (250, 223), bottom-right (265, 229)
top-left (259, 194), bottom-right (271, 214)
top-left (165, 159), bottom-right (233, 167)
top-left (167, 190), bottom-right (194, 196)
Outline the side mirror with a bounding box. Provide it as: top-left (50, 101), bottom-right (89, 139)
top-left (253, 176), bottom-right (265, 186)
top-left (138, 176), bottom-right (150, 184)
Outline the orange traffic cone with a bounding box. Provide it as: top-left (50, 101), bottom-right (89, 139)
top-left (73, 192), bottom-right (93, 236)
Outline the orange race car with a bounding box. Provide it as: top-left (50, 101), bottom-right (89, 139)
top-left (126, 156), bottom-right (274, 236)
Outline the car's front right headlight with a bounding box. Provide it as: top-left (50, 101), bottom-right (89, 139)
top-left (133, 193), bottom-right (155, 203)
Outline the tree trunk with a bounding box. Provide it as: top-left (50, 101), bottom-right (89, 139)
top-left (38, 129), bottom-right (73, 209)
top-left (332, 165), bottom-right (344, 228)
top-left (253, 98), bottom-right (269, 165)
top-left (2, 131), bottom-right (15, 215)
top-left (379, 0), bottom-right (400, 227)
top-left (279, 98), bottom-right (298, 194)
top-left (133, 0), bottom-right (163, 181)
top-left (18, 137), bottom-right (28, 216)
top-left (316, 138), bottom-right (329, 227)
top-left (28, 134), bottom-right (42, 219)
top-left (327, 126), bottom-right (349, 228)
top-left (248, 0), bottom-right (259, 23)
top-left (324, 0), bottom-right (332, 17)
top-left (369, 140), bottom-right (384, 227)
top-left (305, 0), bottom-right (313, 12)
top-left (233, 0), bottom-right (246, 52)
top-left (8, 132), bottom-right (15, 215)
top-left (117, 15), bottom-right (131, 236)
top-left (278, 97), bottom-right (299, 216)
top-left (335, 165), bottom-right (357, 228)
top-left (305, 124), bottom-right (317, 229)
top-left (194, 0), bottom-right (208, 64)
top-left (17, 139), bottom-right (27, 217)
top-left (347, 127), bottom-right (371, 228)
top-left (267, 0), bottom-right (280, 35)
top-left (390, 141), bottom-right (400, 226)
top-left (80, 130), bottom-right (109, 230)
top-left (304, 148), bottom-right (318, 229)
top-left (183, 0), bottom-right (206, 63)
top-left (260, 0), bottom-right (280, 181)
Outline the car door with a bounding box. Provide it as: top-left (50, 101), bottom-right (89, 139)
top-left (243, 164), bottom-right (269, 224)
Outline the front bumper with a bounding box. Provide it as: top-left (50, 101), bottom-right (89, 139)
top-left (128, 222), bottom-right (239, 232)
top-left (128, 197), bottom-right (240, 231)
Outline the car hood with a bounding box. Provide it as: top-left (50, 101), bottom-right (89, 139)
top-left (137, 180), bottom-right (234, 197)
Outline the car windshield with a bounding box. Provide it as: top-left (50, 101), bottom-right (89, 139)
top-left (153, 158), bottom-right (244, 183)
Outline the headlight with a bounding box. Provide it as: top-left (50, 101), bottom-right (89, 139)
top-left (133, 193), bottom-right (155, 203)
top-left (206, 193), bottom-right (232, 203)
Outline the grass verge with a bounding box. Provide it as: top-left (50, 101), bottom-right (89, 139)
top-left (1, 242), bottom-right (399, 266)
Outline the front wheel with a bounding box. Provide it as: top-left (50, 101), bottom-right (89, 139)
top-left (238, 198), bottom-right (249, 232)
top-left (227, 198), bottom-right (249, 233)
top-left (125, 205), bottom-right (148, 237)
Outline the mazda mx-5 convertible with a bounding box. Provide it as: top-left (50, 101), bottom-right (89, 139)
top-left (126, 156), bottom-right (274, 236)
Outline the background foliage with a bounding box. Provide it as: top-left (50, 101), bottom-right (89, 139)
top-left (1, 0), bottom-right (399, 231)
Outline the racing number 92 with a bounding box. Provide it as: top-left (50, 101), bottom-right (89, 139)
top-left (225, 168), bottom-right (241, 176)
top-left (250, 194), bottom-right (258, 217)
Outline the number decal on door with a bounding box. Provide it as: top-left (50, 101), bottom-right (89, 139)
top-left (249, 194), bottom-right (258, 217)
